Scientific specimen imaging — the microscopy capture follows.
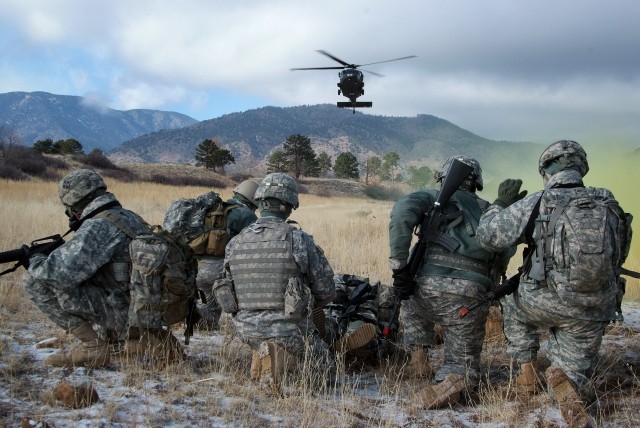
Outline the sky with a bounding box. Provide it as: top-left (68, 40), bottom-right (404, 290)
top-left (1, 0), bottom-right (639, 147)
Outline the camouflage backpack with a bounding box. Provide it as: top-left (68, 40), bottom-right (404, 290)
top-left (531, 187), bottom-right (623, 306)
top-left (129, 226), bottom-right (199, 342)
top-left (162, 192), bottom-right (237, 256)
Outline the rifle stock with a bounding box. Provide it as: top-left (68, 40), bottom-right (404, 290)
top-left (458, 270), bottom-right (521, 318)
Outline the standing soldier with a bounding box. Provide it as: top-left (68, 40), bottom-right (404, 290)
top-left (476, 140), bottom-right (632, 427)
top-left (194, 180), bottom-right (259, 330)
top-left (388, 156), bottom-right (518, 409)
top-left (24, 169), bottom-right (149, 368)
top-left (221, 173), bottom-right (336, 394)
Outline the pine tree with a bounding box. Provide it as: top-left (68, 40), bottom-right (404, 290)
top-left (195, 138), bottom-right (235, 173)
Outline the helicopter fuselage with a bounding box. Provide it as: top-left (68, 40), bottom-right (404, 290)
top-left (337, 69), bottom-right (364, 102)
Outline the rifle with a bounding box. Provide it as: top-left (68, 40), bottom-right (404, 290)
top-left (458, 269), bottom-right (521, 318)
top-left (338, 280), bottom-right (374, 336)
top-left (389, 159), bottom-right (475, 316)
top-left (0, 234), bottom-right (66, 276)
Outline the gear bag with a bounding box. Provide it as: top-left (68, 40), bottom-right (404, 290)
top-left (530, 187), bottom-right (622, 306)
top-left (129, 226), bottom-right (199, 330)
top-left (162, 192), bottom-right (237, 256)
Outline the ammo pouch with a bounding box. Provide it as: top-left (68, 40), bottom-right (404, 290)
top-left (284, 277), bottom-right (311, 320)
top-left (206, 229), bottom-right (228, 256)
top-left (213, 278), bottom-right (238, 314)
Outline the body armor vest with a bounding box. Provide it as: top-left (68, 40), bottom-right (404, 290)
top-left (228, 220), bottom-right (299, 310)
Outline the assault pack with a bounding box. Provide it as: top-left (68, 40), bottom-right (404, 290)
top-left (162, 191), bottom-right (238, 256)
top-left (129, 226), bottom-right (199, 342)
top-left (529, 187), bottom-right (625, 306)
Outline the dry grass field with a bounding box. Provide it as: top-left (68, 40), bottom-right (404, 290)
top-left (1, 176), bottom-right (640, 427)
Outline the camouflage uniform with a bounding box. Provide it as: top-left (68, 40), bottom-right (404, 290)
top-left (477, 152), bottom-right (632, 401)
top-left (195, 195), bottom-right (257, 329)
top-left (224, 215), bottom-right (336, 370)
top-left (25, 192), bottom-right (148, 340)
top-left (390, 185), bottom-right (510, 385)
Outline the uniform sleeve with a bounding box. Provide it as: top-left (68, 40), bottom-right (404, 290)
top-left (292, 230), bottom-right (335, 307)
top-left (227, 207), bottom-right (257, 239)
top-left (27, 218), bottom-right (125, 291)
top-left (476, 192), bottom-right (543, 253)
top-left (388, 191), bottom-right (434, 264)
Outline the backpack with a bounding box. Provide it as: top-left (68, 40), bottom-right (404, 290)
top-left (534, 187), bottom-right (622, 305)
top-left (162, 192), bottom-right (237, 256)
top-left (129, 226), bottom-right (199, 341)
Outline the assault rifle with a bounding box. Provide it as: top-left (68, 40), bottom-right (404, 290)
top-left (338, 280), bottom-right (374, 336)
top-left (389, 158), bottom-right (474, 320)
top-left (0, 234), bottom-right (66, 276)
top-left (458, 269), bottom-right (521, 318)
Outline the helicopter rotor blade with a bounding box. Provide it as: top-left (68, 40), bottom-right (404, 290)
top-left (290, 66), bottom-right (345, 71)
top-left (359, 55), bottom-right (417, 67)
top-left (316, 50), bottom-right (353, 68)
top-left (360, 69), bottom-right (385, 78)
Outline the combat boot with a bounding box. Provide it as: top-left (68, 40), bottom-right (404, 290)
top-left (334, 323), bottom-right (377, 353)
top-left (420, 374), bottom-right (466, 409)
top-left (250, 351), bottom-right (261, 380)
top-left (45, 322), bottom-right (110, 368)
top-left (404, 346), bottom-right (433, 379)
top-left (258, 341), bottom-right (298, 395)
top-left (516, 362), bottom-right (542, 394)
top-left (546, 365), bottom-right (590, 428)
top-left (125, 329), bottom-right (186, 366)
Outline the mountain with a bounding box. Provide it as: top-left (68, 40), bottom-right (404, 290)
top-left (110, 104), bottom-right (543, 179)
top-left (0, 91), bottom-right (198, 152)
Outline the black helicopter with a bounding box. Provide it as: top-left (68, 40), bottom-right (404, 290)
top-left (291, 50), bottom-right (416, 113)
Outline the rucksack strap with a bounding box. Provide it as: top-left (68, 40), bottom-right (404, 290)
top-left (94, 210), bottom-right (139, 239)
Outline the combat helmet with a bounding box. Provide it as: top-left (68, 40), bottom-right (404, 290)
top-left (254, 173), bottom-right (299, 209)
top-left (434, 155), bottom-right (483, 191)
top-left (233, 180), bottom-right (260, 209)
top-left (58, 169), bottom-right (107, 206)
top-left (538, 140), bottom-right (589, 177)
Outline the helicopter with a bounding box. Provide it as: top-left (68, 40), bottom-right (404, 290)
top-left (291, 50), bottom-right (416, 113)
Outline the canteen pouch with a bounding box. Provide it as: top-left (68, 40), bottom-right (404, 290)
top-left (213, 278), bottom-right (238, 314)
top-left (284, 277), bottom-right (311, 320)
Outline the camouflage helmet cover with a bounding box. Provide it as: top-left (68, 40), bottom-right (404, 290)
top-left (434, 155), bottom-right (483, 191)
top-left (233, 180), bottom-right (260, 207)
top-left (58, 169), bottom-right (107, 206)
top-left (538, 140), bottom-right (589, 177)
top-left (254, 173), bottom-right (299, 209)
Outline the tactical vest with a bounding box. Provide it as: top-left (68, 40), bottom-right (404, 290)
top-left (421, 190), bottom-right (496, 284)
top-left (228, 220), bottom-right (299, 311)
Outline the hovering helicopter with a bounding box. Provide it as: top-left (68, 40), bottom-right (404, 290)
top-left (291, 50), bottom-right (416, 113)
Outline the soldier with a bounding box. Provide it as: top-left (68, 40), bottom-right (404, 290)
top-left (389, 155), bottom-right (517, 409)
top-left (194, 180), bottom-right (259, 330)
top-left (23, 169), bottom-right (149, 368)
top-left (222, 173), bottom-right (337, 394)
top-left (476, 140), bottom-right (632, 427)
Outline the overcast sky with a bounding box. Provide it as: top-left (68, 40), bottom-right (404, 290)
top-left (1, 0), bottom-right (639, 147)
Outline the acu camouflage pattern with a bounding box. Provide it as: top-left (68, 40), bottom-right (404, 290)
top-left (58, 169), bottom-right (107, 206)
top-left (129, 226), bottom-right (198, 329)
top-left (25, 193), bottom-right (148, 337)
top-left (401, 276), bottom-right (490, 384)
top-left (476, 168), bottom-right (632, 400)
top-left (254, 173), bottom-right (299, 208)
top-left (226, 219), bottom-right (299, 310)
top-left (224, 216), bottom-right (335, 366)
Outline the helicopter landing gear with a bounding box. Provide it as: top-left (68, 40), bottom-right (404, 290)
top-left (338, 89), bottom-right (341, 95)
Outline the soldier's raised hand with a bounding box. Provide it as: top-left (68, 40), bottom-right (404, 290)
top-left (494, 179), bottom-right (528, 207)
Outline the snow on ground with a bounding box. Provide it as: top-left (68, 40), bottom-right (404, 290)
top-left (2, 304), bottom-right (640, 427)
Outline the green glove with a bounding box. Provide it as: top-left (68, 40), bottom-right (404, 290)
top-left (494, 179), bottom-right (528, 207)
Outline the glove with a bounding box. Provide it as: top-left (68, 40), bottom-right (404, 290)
top-left (494, 179), bottom-right (528, 208)
top-left (392, 269), bottom-right (416, 300)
